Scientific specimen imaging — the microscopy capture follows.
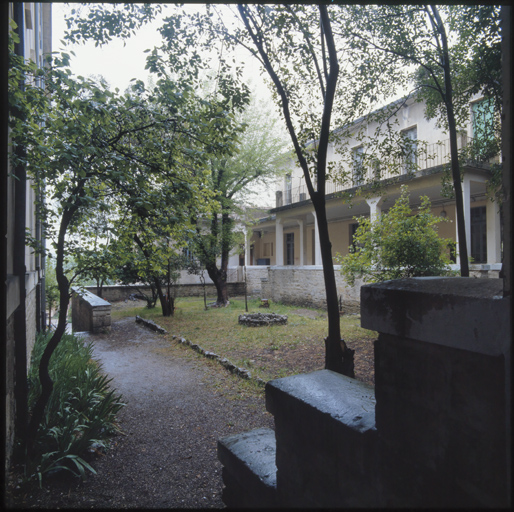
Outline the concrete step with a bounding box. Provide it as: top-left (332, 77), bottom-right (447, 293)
top-left (266, 369), bottom-right (378, 507)
top-left (217, 427), bottom-right (278, 508)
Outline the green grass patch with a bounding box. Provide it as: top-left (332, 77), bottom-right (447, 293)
top-left (122, 297), bottom-right (376, 383)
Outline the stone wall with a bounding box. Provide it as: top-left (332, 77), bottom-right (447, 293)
top-left (259, 266), bottom-right (362, 313)
top-left (361, 277), bottom-right (510, 507)
top-left (86, 282), bottom-right (246, 303)
top-left (72, 289), bottom-right (111, 333)
top-left (218, 277), bottom-right (511, 508)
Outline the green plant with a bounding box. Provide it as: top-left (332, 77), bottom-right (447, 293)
top-left (26, 332), bottom-right (124, 485)
top-left (337, 185), bottom-right (454, 285)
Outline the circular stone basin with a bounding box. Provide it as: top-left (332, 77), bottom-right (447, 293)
top-left (238, 313), bottom-right (288, 327)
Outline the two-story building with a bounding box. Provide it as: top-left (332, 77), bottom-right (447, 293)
top-left (238, 93), bottom-right (501, 309)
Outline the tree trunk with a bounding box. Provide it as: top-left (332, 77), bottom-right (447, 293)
top-left (154, 277), bottom-right (172, 316)
top-left (430, 6), bottom-right (469, 277)
top-left (26, 205), bottom-right (77, 458)
top-left (205, 263), bottom-right (229, 306)
top-left (313, 200), bottom-right (354, 377)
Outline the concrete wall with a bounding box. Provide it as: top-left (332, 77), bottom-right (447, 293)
top-left (72, 290), bottom-right (111, 333)
top-left (85, 282), bottom-right (246, 303)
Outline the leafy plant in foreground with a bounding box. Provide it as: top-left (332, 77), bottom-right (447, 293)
top-left (26, 332), bottom-right (124, 485)
top-left (337, 185), bottom-right (455, 285)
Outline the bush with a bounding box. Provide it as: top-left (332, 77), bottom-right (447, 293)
top-left (337, 185), bottom-right (454, 285)
top-left (27, 331), bottom-right (124, 485)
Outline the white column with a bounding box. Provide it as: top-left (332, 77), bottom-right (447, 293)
top-left (458, 175), bottom-right (471, 267)
top-left (296, 219), bottom-right (304, 266)
top-left (365, 196), bottom-right (383, 222)
top-left (244, 230), bottom-right (250, 266)
top-left (275, 218), bottom-right (284, 266)
top-left (312, 212), bottom-right (322, 265)
top-left (487, 199), bottom-right (502, 265)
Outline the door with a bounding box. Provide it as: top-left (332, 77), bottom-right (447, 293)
top-left (285, 233), bottom-right (294, 265)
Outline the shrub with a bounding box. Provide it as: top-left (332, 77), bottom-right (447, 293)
top-left (27, 331), bottom-right (124, 485)
top-left (337, 185), bottom-right (455, 285)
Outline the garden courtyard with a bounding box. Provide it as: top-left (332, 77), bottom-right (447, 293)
top-left (7, 297), bottom-right (376, 508)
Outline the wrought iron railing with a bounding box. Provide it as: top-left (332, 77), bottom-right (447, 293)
top-left (277, 136), bottom-right (496, 207)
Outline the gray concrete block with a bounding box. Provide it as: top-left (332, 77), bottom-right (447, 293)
top-left (266, 370), bottom-right (378, 507)
top-left (218, 427), bottom-right (278, 508)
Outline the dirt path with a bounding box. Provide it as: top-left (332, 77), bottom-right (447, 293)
top-left (9, 317), bottom-right (273, 509)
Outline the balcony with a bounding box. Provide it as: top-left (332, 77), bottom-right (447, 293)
top-left (276, 136), bottom-right (496, 207)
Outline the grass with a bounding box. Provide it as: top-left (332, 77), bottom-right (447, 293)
top-left (113, 296), bottom-right (376, 384)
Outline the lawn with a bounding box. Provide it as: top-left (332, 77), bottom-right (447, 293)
top-left (112, 297), bottom-right (377, 386)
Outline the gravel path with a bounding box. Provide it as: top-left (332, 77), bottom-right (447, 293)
top-left (9, 317), bottom-right (274, 508)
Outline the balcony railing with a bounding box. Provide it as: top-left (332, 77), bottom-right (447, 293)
top-left (276, 136), bottom-right (496, 207)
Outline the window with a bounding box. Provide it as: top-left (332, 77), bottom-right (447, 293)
top-left (263, 242), bottom-right (273, 258)
top-left (401, 127), bottom-right (417, 174)
top-left (470, 206), bottom-right (487, 263)
top-left (472, 98), bottom-right (496, 160)
top-left (352, 146), bottom-right (364, 186)
top-left (285, 233), bottom-right (294, 265)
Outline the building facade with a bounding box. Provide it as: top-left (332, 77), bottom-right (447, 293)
top-left (3, 2), bottom-right (51, 470)
top-left (237, 93), bottom-right (501, 307)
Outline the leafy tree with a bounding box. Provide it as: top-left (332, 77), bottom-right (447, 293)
top-left (338, 186), bottom-right (454, 285)
top-left (161, 4), bottom-right (383, 374)
top-left (52, 3), bottom-right (408, 374)
top-left (347, 5), bottom-right (503, 277)
top-left (9, 31), bottom-right (238, 458)
top-left (190, 96), bottom-right (288, 306)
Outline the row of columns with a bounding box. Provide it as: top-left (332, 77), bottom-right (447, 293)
top-left (243, 178), bottom-right (502, 268)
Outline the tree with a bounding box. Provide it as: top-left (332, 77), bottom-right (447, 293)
top-left (9, 39), bottom-right (237, 457)
top-left (153, 3), bottom-right (416, 374)
top-left (347, 5), bottom-right (502, 277)
top-left (190, 96), bottom-right (288, 306)
top-left (338, 185), bottom-right (454, 285)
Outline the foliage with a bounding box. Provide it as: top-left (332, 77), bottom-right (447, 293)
top-left (62, 3), bottom-right (162, 47)
top-left (189, 96), bottom-right (289, 305)
top-left (26, 331), bottom-right (124, 485)
top-left (337, 186), bottom-right (454, 285)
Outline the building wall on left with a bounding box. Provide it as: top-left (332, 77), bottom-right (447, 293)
top-left (4, 2), bottom-right (51, 472)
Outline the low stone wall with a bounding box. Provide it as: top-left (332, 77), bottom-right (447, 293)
top-left (85, 282), bottom-right (246, 303)
top-left (259, 266), bottom-right (362, 313)
top-left (361, 277), bottom-right (510, 507)
top-left (218, 277), bottom-right (511, 508)
top-left (72, 288), bottom-right (111, 333)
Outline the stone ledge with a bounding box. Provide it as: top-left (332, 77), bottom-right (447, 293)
top-left (218, 428), bottom-right (278, 508)
top-left (360, 277), bottom-right (510, 356)
top-left (135, 316), bottom-right (167, 334)
top-left (171, 335), bottom-right (267, 387)
top-left (266, 370), bottom-right (376, 434)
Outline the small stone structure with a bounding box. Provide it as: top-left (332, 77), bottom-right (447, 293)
top-left (238, 313), bottom-right (287, 327)
top-left (218, 277), bottom-right (510, 508)
top-left (71, 288), bottom-right (111, 333)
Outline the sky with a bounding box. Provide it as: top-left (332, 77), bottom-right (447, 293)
top-left (51, 3), bottom-right (272, 99)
